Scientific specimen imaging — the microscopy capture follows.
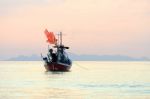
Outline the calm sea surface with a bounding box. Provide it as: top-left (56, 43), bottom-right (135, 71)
top-left (0, 61), bottom-right (150, 99)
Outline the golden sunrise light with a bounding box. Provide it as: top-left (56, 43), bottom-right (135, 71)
top-left (0, 0), bottom-right (150, 59)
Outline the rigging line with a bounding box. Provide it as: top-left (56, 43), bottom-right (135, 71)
top-left (73, 61), bottom-right (88, 70)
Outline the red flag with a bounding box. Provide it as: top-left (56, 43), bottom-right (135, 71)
top-left (44, 29), bottom-right (57, 44)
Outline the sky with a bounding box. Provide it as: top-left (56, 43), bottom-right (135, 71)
top-left (0, 0), bottom-right (150, 60)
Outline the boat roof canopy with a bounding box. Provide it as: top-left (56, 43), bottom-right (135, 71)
top-left (53, 45), bottom-right (69, 49)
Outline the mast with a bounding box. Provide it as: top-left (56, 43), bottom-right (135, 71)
top-left (57, 32), bottom-right (62, 46)
top-left (60, 32), bottom-right (62, 45)
top-left (57, 33), bottom-right (59, 46)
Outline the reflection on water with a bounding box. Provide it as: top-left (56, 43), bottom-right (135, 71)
top-left (0, 61), bottom-right (150, 99)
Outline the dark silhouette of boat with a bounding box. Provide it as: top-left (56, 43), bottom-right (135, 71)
top-left (42, 29), bottom-right (72, 71)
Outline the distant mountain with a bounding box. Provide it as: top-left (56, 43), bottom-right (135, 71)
top-left (68, 53), bottom-right (150, 61)
top-left (7, 54), bottom-right (41, 61)
top-left (5, 53), bottom-right (150, 61)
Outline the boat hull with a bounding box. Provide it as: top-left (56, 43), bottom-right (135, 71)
top-left (44, 62), bottom-right (71, 71)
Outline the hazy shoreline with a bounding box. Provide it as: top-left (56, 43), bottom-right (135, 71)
top-left (2, 54), bottom-right (149, 61)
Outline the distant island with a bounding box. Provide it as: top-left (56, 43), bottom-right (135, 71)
top-left (4, 53), bottom-right (150, 61)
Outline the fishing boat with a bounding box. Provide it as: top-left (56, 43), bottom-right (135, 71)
top-left (42, 29), bottom-right (72, 71)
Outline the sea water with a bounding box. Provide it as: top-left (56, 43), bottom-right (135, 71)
top-left (0, 61), bottom-right (150, 99)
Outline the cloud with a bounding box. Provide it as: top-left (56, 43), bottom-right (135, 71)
top-left (0, 0), bottom-right (65, 16)
top-left (0, 0), bottom-right (46, 8)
